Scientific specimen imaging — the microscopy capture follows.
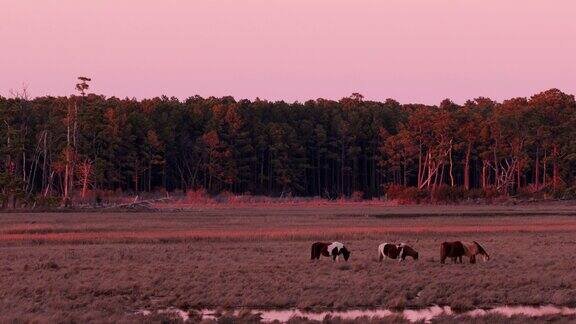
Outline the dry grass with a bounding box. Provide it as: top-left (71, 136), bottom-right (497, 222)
top-left (2, 204), bottom-right (576, 245)
top-left (1, 204), bottom-right (576, 322)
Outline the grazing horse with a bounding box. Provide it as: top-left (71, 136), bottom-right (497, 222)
top-left (378, 243), bottom-right (419, 262)
top-left (311, 241), bottom-right (351, 261)
top-left (440, 241), bottom-right (489, 264)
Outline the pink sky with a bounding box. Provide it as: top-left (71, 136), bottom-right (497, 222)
top-left (2, 1), bottom-right (575, 104)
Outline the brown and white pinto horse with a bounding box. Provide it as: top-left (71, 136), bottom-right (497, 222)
top-left (378, 243), bottom-right (419, 262)
top-left (440, 241), bottom-right (489, 264)
top-left (311, 241), bottom-right (351, 261)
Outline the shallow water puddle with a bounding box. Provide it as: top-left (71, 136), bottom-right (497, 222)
top-left (138, 305), bottom-right (576, 323)
top-left (200, 308), bottom-right (398, 322)
top-left (468, 305), bottom-right (576, 318)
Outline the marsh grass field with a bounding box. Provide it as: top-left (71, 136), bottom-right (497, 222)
top-left (1, 203), bottom-right (576, 323)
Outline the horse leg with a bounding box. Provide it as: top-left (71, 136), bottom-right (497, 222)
top-left (440, 244), bottom-right (446, 264)
top-left (470, 255), bottom-right (476, 264)
top-left (458, 256), bottom-right (463, 263)
top-left (379, 253), bottom-right (384, 262)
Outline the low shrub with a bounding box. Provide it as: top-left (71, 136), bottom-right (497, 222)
top-left (466, 187), bottom-right (500, 200)
top-left (183, 188), bottom-right (213, 204)
top-left (213, 191), bottom-right (235, 203)
top-left (430, 185), bottom-right (466, 203)
top-left (33, 195), bottom-right (60, 208)
top-left (384, 184), bottom-right (512, 204)
top-left (552, 186), bottom-right (576, 200)
top-left (516, 185), bottom-right (545, 200)
top-left (384, 185), bottom-right (428, 204)
top-left (350, 191), bottom-right (364, 202)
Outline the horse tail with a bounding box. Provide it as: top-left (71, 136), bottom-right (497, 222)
top-left (461, 242), bottom-right (470, 256)
top-left (311, 243), bottom-right (316, 260)
top-left (440, 242), bottom-right (446, 263)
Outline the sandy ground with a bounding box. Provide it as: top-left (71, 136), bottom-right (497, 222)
top-left (1, 204), bottom-right (576, 323)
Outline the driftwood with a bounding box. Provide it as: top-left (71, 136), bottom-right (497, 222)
top-left (103, 196), bottom-right (173, 211)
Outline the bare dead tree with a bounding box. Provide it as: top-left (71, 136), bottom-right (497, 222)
top-left (77, 159), bottom-right (93, 200)
top-left (62, 101), bottom-right (73, 206)
top-left (8, 83), bottom-right (30, 100)
top-left (62, 77), bottom-right (91, 207)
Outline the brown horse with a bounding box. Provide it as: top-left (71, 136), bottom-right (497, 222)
top-left (378, 243), bottom-right (419, 262)
top-left (440, 241), bottom-right (489, 264)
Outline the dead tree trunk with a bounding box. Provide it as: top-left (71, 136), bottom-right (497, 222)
top-left (78, 160), bottom-right (93, 199)
top-left (62, 102), bottom-right (72, 207)
top-left (543, 149), bottom-right (547, 188)
top-left (534, 147), bottom-right (540, 190)
top-left (552, 145), bottom-right (559, 191)
top-left (448, 140), bottom-right (455, 187)
top-left (417, 144), bottom-right (423, 188)
top-left (464, 142), bottom-right (472, 190)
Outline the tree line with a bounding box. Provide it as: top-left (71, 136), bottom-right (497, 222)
top-left (2, 86), bottom-right (576, 207)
